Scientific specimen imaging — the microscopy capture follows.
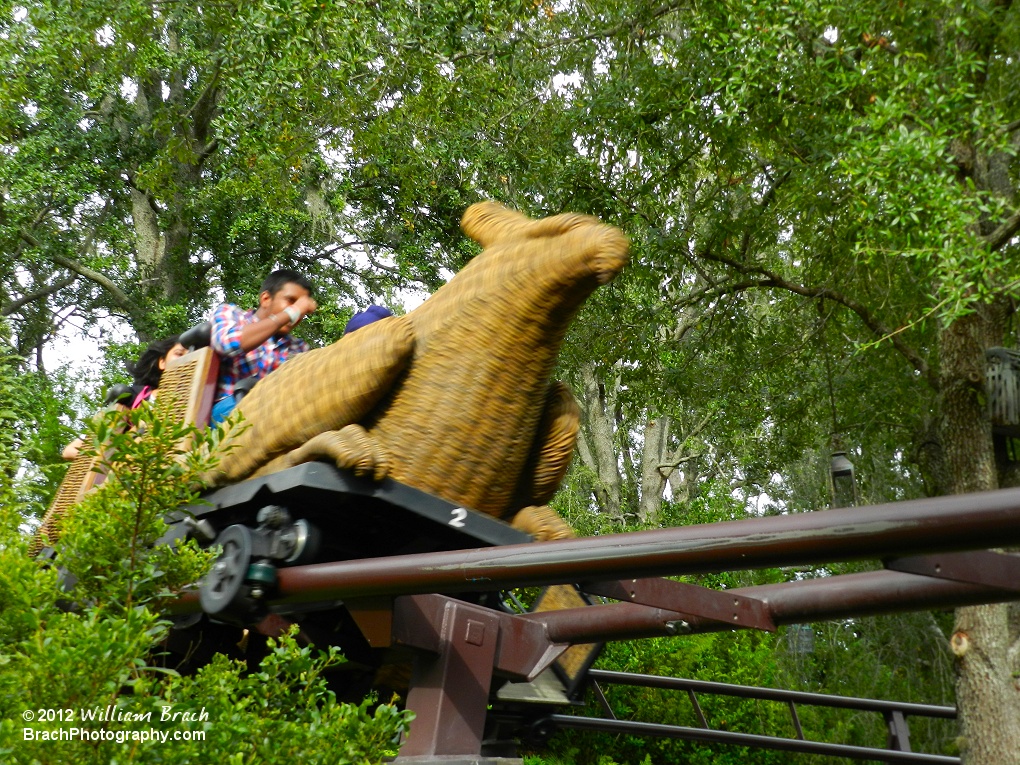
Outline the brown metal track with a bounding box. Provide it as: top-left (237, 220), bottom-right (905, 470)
top-left (264, 486), bottom-right (1020, 606)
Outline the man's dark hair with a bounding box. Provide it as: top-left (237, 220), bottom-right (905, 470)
top-left (260, 268), bottom-right (313, 297)
top-left (127, 335), bottom-right (181, 388)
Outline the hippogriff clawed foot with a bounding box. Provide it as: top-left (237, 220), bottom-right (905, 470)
top-left (284, 424), bottom-right (389, 481)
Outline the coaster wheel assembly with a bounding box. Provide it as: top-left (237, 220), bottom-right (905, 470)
top-left (199, 524), bottom-right (254, 618)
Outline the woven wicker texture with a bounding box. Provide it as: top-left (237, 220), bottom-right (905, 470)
top-left (29, 349), bottom-right (217, 556)
top-left (158, 348), bottom-right (218, 428)
top-left (28, 453), bottom-right (104, 557)
top-left (208, 202), bottom-right (629, 539)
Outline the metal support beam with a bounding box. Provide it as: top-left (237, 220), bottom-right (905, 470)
top-left (514, 569), bottom-right (1020, 645)
top-left (886, 709), bottom-right (913, 753)
top-left (390, 595), bottom-right (567, 763)
top-left (582, 578), bottom-right (775, 631)
top-left (884, 550), bottom-right (1020, 591)
top-left (395, 597), bottom-right (502, 759)
top-left (161, 487), bottom-right (1020, 763)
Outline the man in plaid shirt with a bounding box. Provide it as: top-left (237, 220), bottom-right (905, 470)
top-left (209, 269), bottom-right (317, 423)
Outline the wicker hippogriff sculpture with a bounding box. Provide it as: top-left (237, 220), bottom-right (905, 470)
top-left (205, 202), bottom-right (629, 541)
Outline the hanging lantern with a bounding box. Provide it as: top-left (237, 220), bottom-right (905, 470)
top-left (788, 623), bottom-right (815, 655)
top-left (830, 451), bottom-right (854, 479)
top-left (986, 348), bottom-right (1020, 436)
top-left (829, 451), bottom-right (857, 508)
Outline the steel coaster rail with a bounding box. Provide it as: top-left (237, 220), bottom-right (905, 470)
top-left (522, 670), bottom-right (960, 764)
top-left (261, 485), bottom-right (1020, 606)
top-left (585, 669), bottom-right (958, 717)
top-left (536, 715), bottom-right (960, 765)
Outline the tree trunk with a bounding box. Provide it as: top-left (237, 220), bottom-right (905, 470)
top-left (939, 307), bottom-right (1020, 764)
top-left (130, 188), bottom-right (165, 277)
top-left (638, 415), bottom-right (669, 524)
top-left (575, 363), bottom-right (624, 521)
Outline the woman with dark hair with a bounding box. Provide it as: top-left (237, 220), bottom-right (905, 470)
top-left (124, 335), bottom-right (188, 408)
top-left (61, 336), bottom-right (188, 460)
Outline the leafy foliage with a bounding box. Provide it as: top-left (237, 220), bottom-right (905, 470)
top-left (51, 402), bottom-right (222, 609)
top-left (0, 402), bottom-right (410, 764)
top-left (5, 0), bottom-right (1020, 761)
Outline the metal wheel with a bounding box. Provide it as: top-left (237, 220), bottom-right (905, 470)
top-left (282, 518), bottom-right (321, 564)
top-left (200, 524), bottom-right (253, 616)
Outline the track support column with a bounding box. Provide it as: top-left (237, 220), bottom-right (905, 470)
top-left (393, 595), bottom-right (522, 764)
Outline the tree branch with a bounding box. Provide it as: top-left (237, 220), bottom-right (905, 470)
top-left (2, 272), bottom-right (77, 317)
top-left (657, 452), bottom-right (705, 471)
top-left (692, 250), bottom-right (936, 388)
top-left (982, 207), bottom-right (1020, 253)
top-left (658, 408), bottom-right (715, 476)
top-left (440, 1), bottom-right (690, 64)
top-left (18, 230), bottom-right (138, 315)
